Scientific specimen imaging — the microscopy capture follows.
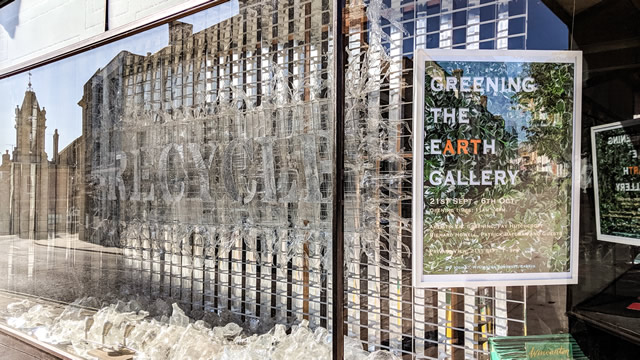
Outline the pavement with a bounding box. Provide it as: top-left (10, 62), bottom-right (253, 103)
top-left (0, 234), bottom-right (130, 306)
top-left (33, 235), bottom-right (122, 255)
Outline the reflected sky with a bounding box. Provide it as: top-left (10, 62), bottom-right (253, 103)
top-left (0, 0), bottom-right (239, 158)
top-left (0, 0), bottom-right (563, 159)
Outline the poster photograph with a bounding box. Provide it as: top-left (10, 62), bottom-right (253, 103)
top-left (412, 49), bottom-right (582, 287)
top-left (591, 119), bottom-right (640, 245)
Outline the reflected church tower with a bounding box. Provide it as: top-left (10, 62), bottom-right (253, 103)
top-left (10, 76), bottom-right (49, 239)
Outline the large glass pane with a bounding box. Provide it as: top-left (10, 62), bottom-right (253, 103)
top-left (341, 0), bottom-right (576, 359)
top-left (1, 0), bottom-right (638, 358)
top-left (0, 0), bottom-right (359, 358)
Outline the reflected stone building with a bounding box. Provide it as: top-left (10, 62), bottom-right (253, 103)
top-left (0, 83), bottom-right (83, 240)
top-left (0, 150), bottom-right (11, 234)
top-left (50, 133), bottom-right (85, 237)
top-left (0, 84), bottom-right (50, 240)
top-left (79, 19), bottom-right (333, 243)
top-left (77, 14), bottom-right (332, 322)
top-left (10, 84), bottom-right (49, 240)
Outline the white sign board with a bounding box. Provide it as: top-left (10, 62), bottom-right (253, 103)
top-left (413, 49), bottom-right (582, 287)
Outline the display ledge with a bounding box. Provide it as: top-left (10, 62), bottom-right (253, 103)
top-left (568, 263), bottom-right (640, 345)
top-left (0, 289), bottom-right (400, 360)
top-left (0, 322), bottom-right (82, 360)
top-left (567, 310), bottom-right (640, 346)
top-left (0, 290), bottom-right (94, 360)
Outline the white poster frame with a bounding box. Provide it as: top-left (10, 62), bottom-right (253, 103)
top-left (591, 118), bottom-right (640, 246)
top-left (412, 49), bottom-right (582, 287)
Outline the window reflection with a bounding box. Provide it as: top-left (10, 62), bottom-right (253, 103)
top-left (0, 0), bottom-right (345, 358)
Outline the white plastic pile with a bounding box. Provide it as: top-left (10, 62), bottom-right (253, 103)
top-left (4, 298), bottom-right (399, 360)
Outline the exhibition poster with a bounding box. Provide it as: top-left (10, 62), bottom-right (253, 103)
top-left (413, 50), bottom-right (582, 287)
top-left (592, 119), bottom-right (640, 245)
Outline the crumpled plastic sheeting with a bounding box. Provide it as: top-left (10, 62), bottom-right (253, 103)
top-left (4, 298), bottom-right (401, 360)
top-left (366, 0), bottom-right (408, 43)
top-left (342, 0), bottom-right (413, 270)
top-left (117, 222), bottom-right (329, 271)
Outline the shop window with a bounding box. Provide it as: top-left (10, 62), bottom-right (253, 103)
top-left (453, 28), bottom-right (467, 44)
top-left (427, 0), bottom-right (441, 15)
top-left (453, 0), bottom-right (468, 11)
top-left (508, 35), bottom-right (525, 49)
top-left (480, 4), bottom-right (496, 22)
top-left (1, 0), bottom-right (638, 359)
top-left (453, 10), bottom-right (467, 27)
top-left (427, 33), bottom-right (440, 48)
top-left (468, 7), bottom-right (480, 24)
top-left (441, 0), bottom-right (453, 13)
top-left (508, 16), bottom-right (526, 35)
top-left (480, 22), bottom-right (495, 39)
top-left (427, 15), bottom-right (440, 32)
top-left (509, 0), bottom-right (526, 16)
